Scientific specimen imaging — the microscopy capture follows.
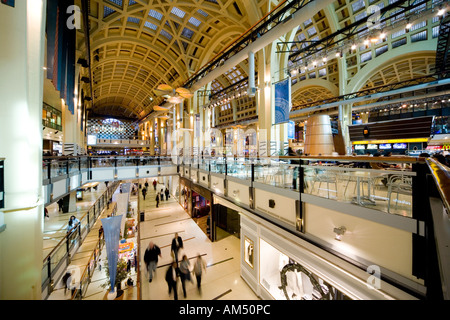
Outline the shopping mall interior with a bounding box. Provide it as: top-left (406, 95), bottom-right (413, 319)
top-left (0, 0), bottom-right (450, 306)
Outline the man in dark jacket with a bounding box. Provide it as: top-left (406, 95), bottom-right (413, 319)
top-left (171, 233), bottom-right (183, 263)
top-left (165, 261), bottom-right (180, 300)
top-left (144, 241), bottom-right (161, 283)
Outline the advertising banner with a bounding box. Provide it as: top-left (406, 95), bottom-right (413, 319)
top-left (274, 78), bottom-right (291, 124)
top-left (101, 215), bottom-right (124, 293)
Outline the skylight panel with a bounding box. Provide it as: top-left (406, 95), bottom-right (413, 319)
top-left (144, 21), bottom-right (157, 30)
top-left (149, 9), bottom-right (163, 21)
top-left (181, 27), bottom-right (194, 39)
top-left (307, 27), bottom-right (316, 36)
top-left (104, 6), bottom-right (115, 18)
top-left (129, 0), bottom-right (137, 5)
top-left (171, 7), bottom-right (186, 19)
top-left (127, 17), bottom-right (140, 24)
top-left (189, 17), bottom-right (202, 27)
top-left (197, 9), bottom-right (208, 17)
top-left (108, 0), bottom-right (123, 7)
top-left (160, 29), bottom-right (173, 40)
top-left (351, 0), bottom-right (365, 13)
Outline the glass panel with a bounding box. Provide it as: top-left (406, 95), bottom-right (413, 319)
top-left (302, 161), bottom-right (413, 217)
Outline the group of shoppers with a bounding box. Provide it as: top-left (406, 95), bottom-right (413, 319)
top-left (143, 232), bottom-right (206, 300)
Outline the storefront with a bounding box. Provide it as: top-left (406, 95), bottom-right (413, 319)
top-left (191, 184), bottom-right (213, 239)
top-left (351, 140), bottom-right (426, 155)
top-left (240, 212), bottom-right (352, 300)
top-left (349, 116), bottom-right (433, 155)
top-left (179, 178), bottom-right (214, 240)
top-left (208, 195), bottom-right (411, 300)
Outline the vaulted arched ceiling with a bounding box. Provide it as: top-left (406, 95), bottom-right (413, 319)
top-left (84, 0), bottom-right (260, 120)
top-left (78, 0), bottom-right (444, 121)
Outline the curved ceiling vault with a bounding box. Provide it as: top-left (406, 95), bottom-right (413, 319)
top-left (86, 0), bottom-right (255, 120)
top-left (83, 0), bottom-right (441, 121)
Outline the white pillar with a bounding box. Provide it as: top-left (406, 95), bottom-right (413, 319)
top-left (0, 0), bottom-right (46, 299)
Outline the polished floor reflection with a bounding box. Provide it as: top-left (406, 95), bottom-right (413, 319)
top-left (138, 180), bottom-right (258, 300)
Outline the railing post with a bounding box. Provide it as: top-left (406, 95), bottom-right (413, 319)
top-left (251, 163), bottom-right (255, 183)
top-left (89, 157), bottom-right (92, 180)
top-left (47, 256), bottom-right (52, 293)
top-left (47, 159), bottom-right (51, 180)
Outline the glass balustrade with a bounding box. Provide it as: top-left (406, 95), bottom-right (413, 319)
top-left (42, 155), bottom-right (420, 220)
top-left (42, 183), bottom-right (119, 295)
top-left (302, 160), bottom-right (414, 217)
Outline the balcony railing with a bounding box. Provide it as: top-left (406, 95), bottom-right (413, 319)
top-left (41, 182), bottom-right (119, 299)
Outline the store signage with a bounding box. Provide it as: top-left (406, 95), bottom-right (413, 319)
top-left (1, 0), bottom-right (15, 7)
top-left (119, 242), bottom-right (134, 253)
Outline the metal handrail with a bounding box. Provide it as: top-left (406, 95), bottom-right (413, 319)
top-left (426, 158), bottom-right (450, 214)
top-left (42, 182), bottom-right (119, 263)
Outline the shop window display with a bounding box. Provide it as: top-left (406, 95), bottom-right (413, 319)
top-left (259, 239), bottom-right (350, 300)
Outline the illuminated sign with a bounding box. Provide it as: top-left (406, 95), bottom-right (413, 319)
top-left (393, 143), bottom-right (407, 149)
top-left (87, 135), bottom-right (97, 145)
top-left (355, 145), bottom-right (365, 150)
top-left (352, 138), bottom-right (428, 144)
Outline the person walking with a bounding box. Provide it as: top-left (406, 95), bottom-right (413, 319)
top-left (165, 261), bottom-right (179, 300)
top-left (160, 189), bottom-right (164, 201)
top-left (179, 254), bottom-right (193, 298)
top-left (165, 187), bottom-right (170, 201)
top-left (193, 254), bottom-right (206, 293)
top-left (143, 241), bottom-right (161, 283)
top-left (142, 187), bottom-right (147, 200)
top-left (44, 207), bottom-right (50, 219)
top-left (152, 179), bottom-right (157, 191)
top-left (144, 180), bottom-right (149, 189)
top-left (57, 198), bottom-right (63, 212)
top-left (155, 193), bottom-right (160, 208)
top-left (171, 232), bottom-right (183, 263)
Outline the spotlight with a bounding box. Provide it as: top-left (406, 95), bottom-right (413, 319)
top-left (437, 8), bottom-right (445, 16)
top-left (333, 226), bottom-right (346, 241)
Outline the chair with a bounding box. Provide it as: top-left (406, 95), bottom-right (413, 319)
top-left (315, 169), bottom-right (338, 199)
top-left (386, 174), bottom-right (412, 213)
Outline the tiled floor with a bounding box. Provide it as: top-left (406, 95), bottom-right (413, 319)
top-left (138, 181), bottom-right (259, 300)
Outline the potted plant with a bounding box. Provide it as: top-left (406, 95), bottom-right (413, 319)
top-left (101, 258), bottom-right (129, 299)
